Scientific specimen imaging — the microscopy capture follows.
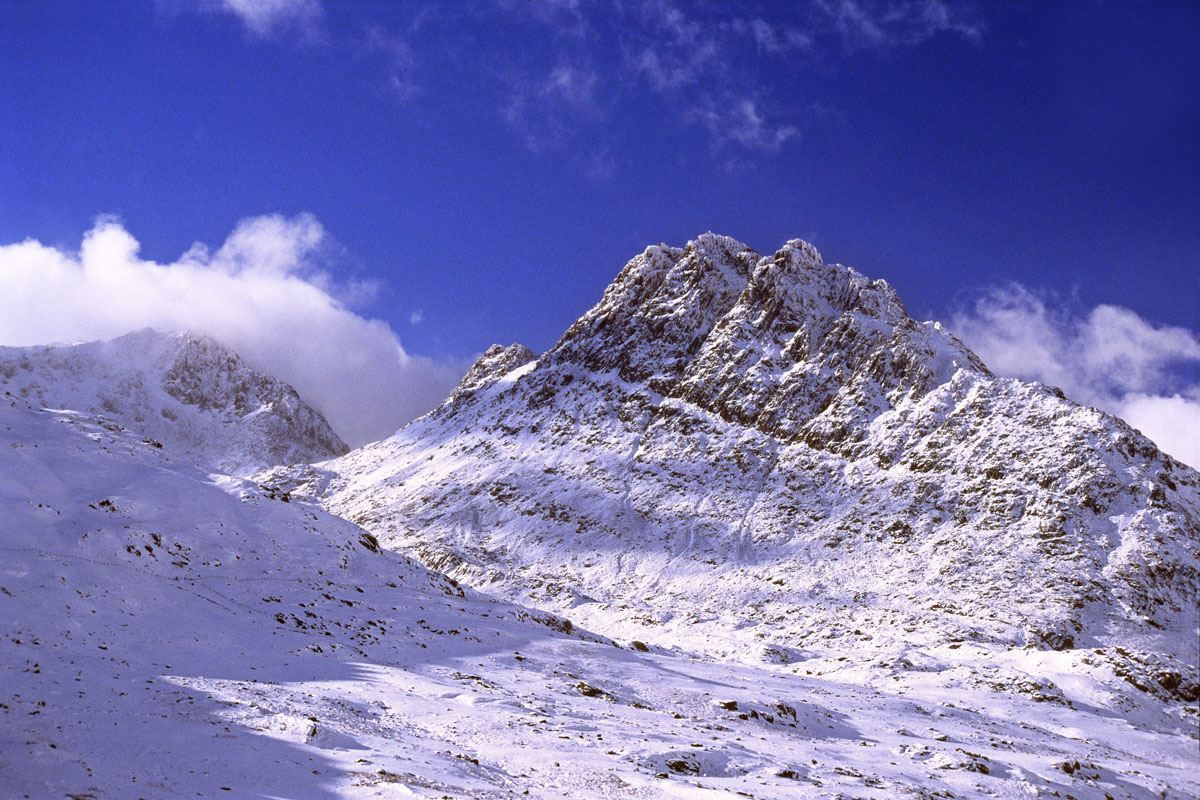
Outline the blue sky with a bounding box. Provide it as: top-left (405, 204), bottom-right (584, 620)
top-left (1, 0), bottom-right (1198, 458)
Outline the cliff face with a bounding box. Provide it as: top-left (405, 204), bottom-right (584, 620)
top-left (0, 328), bottom-right (348, 475)
top-left (266, 235), bottom-right (1199, 702)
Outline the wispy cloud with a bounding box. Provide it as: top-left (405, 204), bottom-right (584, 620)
top-left (735, 17), bottom-right (814, 54)
top-left (584, 148), bottom-right (618, 181)
top-left (363, 24), bottom-right (419, 102)
top-left (0, 215), bottom-right (465, 446)
top-left (814, 0), bottom-right (983, 49)
top-left (197, 0), bottom-right (324, 39)
top-left (498, 58), bottom-right (605, 152)
top-left (688, 98), bottom-right (799, 153)
top-left (490, 0), bottom-right (589, 39)
top-left (627, 0), bottom-right (723, 90)
top-left (542, 62), bottom-right (600, 109)
top-left (182, 0), bottom-right (985, 160)
top-left (949, 284), bottom-right (1200, 470)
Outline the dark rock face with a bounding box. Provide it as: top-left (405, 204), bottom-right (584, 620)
top-left (274, 235), bottom-right (1199, 693)
top-left (0, 329), bottom-right (348, 474)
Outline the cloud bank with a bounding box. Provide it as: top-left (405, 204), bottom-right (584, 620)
top-left (0, 215), bottom-right (466, 447)
top-left (950, 285), bottom-right (1200, 470)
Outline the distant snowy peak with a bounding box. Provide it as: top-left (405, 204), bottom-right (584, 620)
top-left (0, 328), bottom-right (348, 475)
top-left (447, 342), bottom-right (536, 404)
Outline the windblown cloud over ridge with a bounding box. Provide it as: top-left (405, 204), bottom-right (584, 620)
top-left (0, 215), bottom-right (464, 447)
top-left (950, 284), bottom-right (1200, 470)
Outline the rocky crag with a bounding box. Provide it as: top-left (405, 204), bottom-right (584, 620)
top-left (0, 328), bottom-right (348, 475)
top-left (266, 234), bottom-right (1199, 710)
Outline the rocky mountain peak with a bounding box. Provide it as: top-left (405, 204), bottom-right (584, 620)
top-left (274, 235), bottom-right (1198, 709)
top-left (750, 238), bottom-right (907, 328)
top-left (520, 234), bottom-right (982, 455)
top-left (161, 330), bottom-right (297, 415)
top-left (668, 239), bottom-right (987, 455)
top-left (0, 328), bottom-right (348, 474)
top-left (447, 342), bottom-right (536, 403)
top-left (547, 234), bottom-right (759, 389)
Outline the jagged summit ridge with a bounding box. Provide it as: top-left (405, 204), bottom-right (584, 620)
top-left (0, 328), bottom-right (348, 474)
top-left (549, 233), bottom-right (759, 389)
top-left (469, 234), bottom-right (986, 453)
top-left (268, 234), bottom-right (1198, 707)
top-left (448, 342), bottom-right (536, 404)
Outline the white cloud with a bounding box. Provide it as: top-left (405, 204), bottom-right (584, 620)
top-left (738, 17), bottom-right (813, 54)
top-left (814, 0), bottom-right (982, 49)
top-left (542, 63), bottom-right (600, 109)
top-left (0, 215), bottom-right (466, 447)
top-left (200, 0), bottom-right (323, 38)
top-left (498, 60), bottom-right (605, 153)
top-left (1117, 394), bottom-right (1200, 472)
top-left (629, 1), bottom-right (721, 90)
top-left (363, 25), bottom-right (419, 102)
top-left (464, 1), bottom-right (981, 157)
top-left (949, 284), bottom-right (1200, 470)
top-left (688, 98), bottom-right (799, 152)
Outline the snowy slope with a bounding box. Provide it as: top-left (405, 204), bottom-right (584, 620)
top-left (267, 235), bottom-right (1200, 713)
top-left (3, 394), bottom-right (1198, 799)
top-left (0, 328), bottom-right (348, 475)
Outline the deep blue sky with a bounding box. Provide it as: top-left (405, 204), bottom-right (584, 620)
top-left (2, 0), bottom-right (1198, 360)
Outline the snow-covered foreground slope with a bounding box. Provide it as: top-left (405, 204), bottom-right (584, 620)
top-left (267, 235), bottom-right (1199, 717)
top-left (4, 394), bottom-right (1199, 798)
top-left (0, 328), bottom-right (347, 475)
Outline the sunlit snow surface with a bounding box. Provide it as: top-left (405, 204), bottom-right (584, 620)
top-left (2, 397), bottom-right (1197, 799)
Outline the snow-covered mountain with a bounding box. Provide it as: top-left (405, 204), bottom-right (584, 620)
top-left (4, 392), bottom-right (1198, 799)
top-left (4, 237), bottom-right (1199, 798)
top-left (267, 234), bottom-right (1199, 709)
top-left (0, 328), bottom-right (348, 475)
